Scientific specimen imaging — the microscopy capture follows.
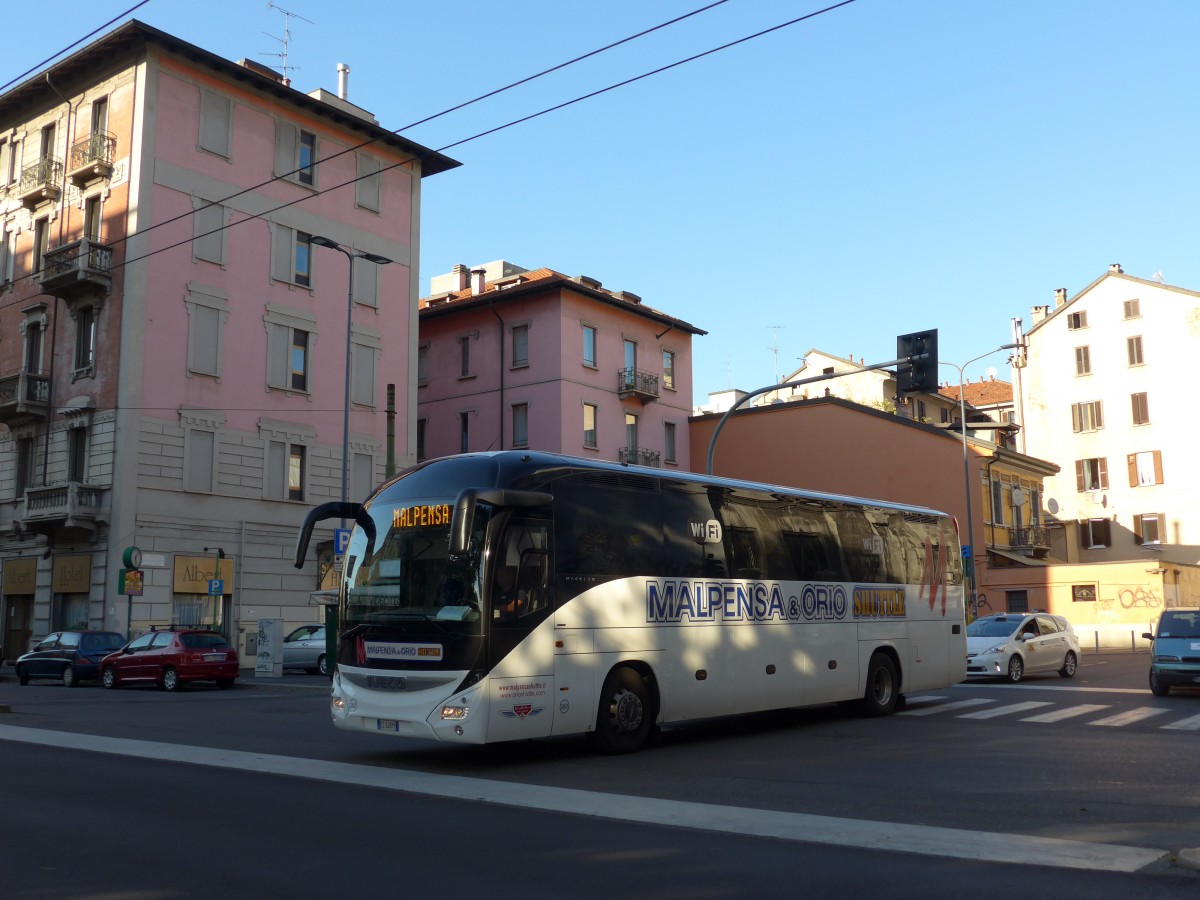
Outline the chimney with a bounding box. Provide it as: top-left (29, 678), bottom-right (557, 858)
top-left (1053, 288), bottom-right (1067, 307)
top-left (337, 63), bottom-right (350, 100)
top-left (1109, 263), bottom-right (1123, 274)
top-left (471, 267), bottom-right (486, 296)
top-left (451, 264), bottom-right (469, 291)
top-left (1030, 305), bottom-right (1049, 324)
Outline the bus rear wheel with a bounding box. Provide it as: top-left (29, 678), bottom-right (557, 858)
top-left (592, 667), bottom-right (652, 754)
top-left (860, 653), bottom-right (899, 717)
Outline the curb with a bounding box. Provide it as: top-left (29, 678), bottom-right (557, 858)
top-left (1177, 847), bottom-right (1200, 872)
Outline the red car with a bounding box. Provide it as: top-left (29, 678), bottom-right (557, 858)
top-left (100, 629), bottom-right (239, 691)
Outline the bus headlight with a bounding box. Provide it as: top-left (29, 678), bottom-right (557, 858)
top-left (440, 705), bottom-right (470, 721)
top-left (331, 695), bottom-right (346, 711)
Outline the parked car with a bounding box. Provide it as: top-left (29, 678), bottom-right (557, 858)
top-left (100, 628), bottom-right (239, 691)
top-left (966, 612), bottom-right (1081, 682)
top-left (282, 624), bottom-right (328, 675)
top-left (16, 631), bottom-right (127, 687)
top-left (1143, 608), bottom-right (1200, 696)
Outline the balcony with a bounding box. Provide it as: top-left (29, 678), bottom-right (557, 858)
top-left (19, 481), bottom-right (108, 539)
top-left (0, 368), bottom-right (50, 422)
top-left (17, 156), bottom-right (64, 209)
top-left (1008, 525), bottom-right (1050, 554)
top-left (617, 367), bottom-right (660, 403)
top-left (67, 131), bottom-right (117, 187)
top-left (618, 446), bottom-right (661, 468)
top-left (40, 238), bottom-right (114, 300)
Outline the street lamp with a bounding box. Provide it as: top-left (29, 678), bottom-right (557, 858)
top-left (940, 344), bottom-right (1018, 619)
top-left (309, 235), bottom-right (393, 509)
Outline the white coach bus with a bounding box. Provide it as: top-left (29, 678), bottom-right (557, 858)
top-left (295, 451), bottom-right (966, 753)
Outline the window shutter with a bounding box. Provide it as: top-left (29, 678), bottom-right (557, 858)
top-left (265, 322), bottom-right (288, 388)
top-left (353, 255), bottom-right (378, 306)
top-left (186, 430), bottom-right (215, 493)
top-left (270, 223), bottom-right (294, 282)
top-left (351, 342), bottom-right (375, 406)
top-left (189, 305), bottom-right (220, 375)
top-left (193, 200), bottom-right (224, 264)
top-left (274, 121), bottom-right (298, 178)
top-left (1075, 460), bottom-right (1085, 492)
top-left (267, 440), bottom-right (286, 499)
top-left (1153, 450), bottom-right (1163, 484)
top-left (1127, 454), bottom-right (1137, 487)
top-left (1133, 514), bottom-right (1144, 545)
top-left (199, 91), bottom-right (231, 156)
top-left (1098, 457), bottom-right (1108, 488)
top-left (356, 153), bottom-right (381, 210)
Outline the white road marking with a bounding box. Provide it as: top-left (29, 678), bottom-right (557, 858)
top-left (1089, 707), bottom-right (1171, 727)
top-left (1021, 704), bottom-right (1110, 723)
top-left (953, 683), bottom-right (1149, 695)
top-left (1161, 713), bottom-right (1200, 731)
top-left (0, 724), bottom-right (1166, 873)
top-left (899, 697), bottom-right (993, 716)
top-left (958, 701), bottom-right (1053, 720)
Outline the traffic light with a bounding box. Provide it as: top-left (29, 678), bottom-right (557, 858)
top-left (896, 329), bottom-right (938, 393)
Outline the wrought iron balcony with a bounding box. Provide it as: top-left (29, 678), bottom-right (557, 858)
top-left (68, 131), bottom-right (117, 186)
top-left (1009, 525), bottom-right (1050, 552)
top-left (618, 446), bottom-right (661, 468)
top-left (616, 367), bottom-right (660, 402)
top-left (20, 481), bottom-right (108, 538)
top-left (0, 368), bottom-right (50, 421)
top-left (17, 156), bottom-right (64, 209)
top-left (40, 238), bottom-right (113, 299)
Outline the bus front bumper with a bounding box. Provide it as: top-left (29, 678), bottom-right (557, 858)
top-left (329, 667), bottom-right (487, 744)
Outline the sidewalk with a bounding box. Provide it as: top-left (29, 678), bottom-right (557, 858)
top-left (0, 663), bottom-right (330, 690)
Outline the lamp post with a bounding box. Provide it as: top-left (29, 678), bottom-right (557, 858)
top-left (940, 344), bottom-right (1018, 619)
top-left (309, 236), bottom-right (392, 510)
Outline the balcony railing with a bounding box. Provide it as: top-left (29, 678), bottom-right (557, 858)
top-left (1009, 525), bottom-right (1050, 551)
top-left (68, 131), bottom-right (117, 186)
top-left (618, 446), bottom-right (661, 468)
top-left (40, 238), bottom-right (114, 299)
top-left (0, 368), bottom-right (50, 421)
top-left (21, 481), bottom-right (107, 536)
top-left (617, 367), bottom-right (660, 402)
top-left (17, 156), bottom-right (64, 208)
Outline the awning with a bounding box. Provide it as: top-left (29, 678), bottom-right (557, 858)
top-left (987, 548), bottom-right (1054, 566)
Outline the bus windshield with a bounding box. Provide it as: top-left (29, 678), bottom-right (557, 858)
top-left (342, 498), bottom-right (490, 635)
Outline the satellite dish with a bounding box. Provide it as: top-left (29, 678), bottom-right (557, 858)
top-left (986, 366), bottom-right (998, 379)
top-left (1152, 271), bottom-right (1165, 283)
top-left (1011, 487), bottom-right (1025, 507)
top-left (1047, 498), bottom-right (1059, 515)
top-left (1091, 490), bottom-right (1107, 506)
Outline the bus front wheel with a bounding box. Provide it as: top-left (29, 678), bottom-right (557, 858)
top-left (861, 653), bottom-right (899, 717)
top-left (592, 667), bottom-right (652, 754)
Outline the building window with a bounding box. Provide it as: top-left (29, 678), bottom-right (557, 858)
top-left (293, 231), bottom-right (312, 287)
top-left (352, 254), bottom-right (380, 307)
top-left (625, 412), bottom-right (638, 454)
top-left (1131, 392), bottom-right (1150, 425)
top-left (67, 428), bottom-right (87, 483)
top-left (582, 324), bottom-right (597, 367)
top-left (185, 285), bottom-right (227, 378)
top-left (1128, 450), bottom-right (1163, 487)
top-left (15, 437), bottom-right (35, 495)
top-left (24, 316), bottom-right (44, 374)
top-left (416, 419), bottom-right (426, 462)
top-left (1127, 335), bottom-right (1144, 366)
top-left (459, 335), bottom-right (471, 377)
top-left (192, 197), bottom-right (225, 264)
top-left (355, 153), bottom-right (381, 211)
top-left (265, 305), bottom-right (317, 393)
top-left (1134, 513), bottom-right (1163, 545)
top-left (73, 306), bottom-right (96, 375)
top-left (84, 195), bottom-right (103, 242)
top-left (198, 90), bottom-right (232, 157)
top-left (512, 324), bottom-right (529, 367)
top-left (1006, 590), bottom-right (1030, 614)
top-left (664, 421), bottom-right (677, 463)
top-left (990, 478), bottom-right (1005, 526)
top-left (351, 338), bottom-right (378, 407)
top-left (624, 339), bottom-right (637, 380)
top-left (1074, 346), bottom-right (1090, 375)
top-left (270, 224), bottom-right (316, 287)
top-left (583, 403), bottom-right (598, 449)
top-left (663, 349), bottom-right (676, 391)
top-left (916, 399), bottom-right (927, 420)
top-left (0, 137), bottom-right (10, 188)
top-left (459, 412), bottom-right (469, 454)
top-left (1123, 298), bottom-right (1141, 319)
top-left (32, 216), bottom-right (50, 274)
top-left (1082, 518), bottom-right (1111, 549)
top-left (298, 130), bottom-right (316, 185)
top-left (1075, 458), bottom-right (1108, 492)
top-left (288, 445), bottom-right (306, 500)
top-left (0, 225), bottom-right (14, 283)
top-left (512, 402), bottom-right (529, 447)
top-left (417, 343), bottom-right (429, 386)
top-left (352, 451), bottom-right (373, 501)
top-left (266, 440), bottom-right (307, 501)
top-left (1070, 401), bottom-right (1103, 433)
top-left (185, 429), bottom-right (215, 493)
top-left (1067, 311), bottom-right (1088, 330)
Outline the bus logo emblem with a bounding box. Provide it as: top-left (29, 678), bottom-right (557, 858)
top-left (688, 518), bottom-right (722, 544)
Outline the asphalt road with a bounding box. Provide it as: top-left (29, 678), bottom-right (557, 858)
top-left (2, 651), bottom-right (1198, 898)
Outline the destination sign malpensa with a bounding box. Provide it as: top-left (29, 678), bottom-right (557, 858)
top-left (393, 504), bottom-right (451, 528)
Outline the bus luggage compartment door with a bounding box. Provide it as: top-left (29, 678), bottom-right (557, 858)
top-left (551, 628), bottom-right (595, 736)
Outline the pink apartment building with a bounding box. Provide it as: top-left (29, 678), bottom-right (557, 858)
top-left (418, 262), bottom-right (704, 467)
top-left (0, 21), bottom-right (456, 660)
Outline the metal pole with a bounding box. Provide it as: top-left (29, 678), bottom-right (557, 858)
top-left (342, 249), bottom-right (353, 510)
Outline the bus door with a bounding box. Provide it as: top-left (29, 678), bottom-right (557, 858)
top-left (486, 514), bottom-right (555, 742)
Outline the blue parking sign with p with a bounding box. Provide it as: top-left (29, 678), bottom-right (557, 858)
top-left (335, 528), bottom-right (351, 557)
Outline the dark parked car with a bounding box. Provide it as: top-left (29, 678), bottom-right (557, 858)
top-left (16, 631), bottom-right (127, 687)
top-left (1144, 608), bottom-right (1200, 696)
top-left (100, 628), bottom-right (239, 691)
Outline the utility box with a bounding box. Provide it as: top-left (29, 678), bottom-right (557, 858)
top-left (255, 618), bottom-right (284, 677)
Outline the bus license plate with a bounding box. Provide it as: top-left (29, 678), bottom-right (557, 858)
top-left (377, 719), bottom-right (400, 733)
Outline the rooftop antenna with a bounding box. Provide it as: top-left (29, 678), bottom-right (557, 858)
top-left (262, 2), bottom-right (313, 86)
top-left (768, 325), bottom-right (784, 384)
top-left (722, 355), bottom-right (733, 390)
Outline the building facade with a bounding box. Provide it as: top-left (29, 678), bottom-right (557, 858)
top-left (418, 262), bottom-right (704, 467)
top-left (0, 21), bottom-right (456, 660)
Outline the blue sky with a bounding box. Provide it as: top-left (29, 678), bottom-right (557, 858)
top-left (9, 1), bottom-right (1200, 407)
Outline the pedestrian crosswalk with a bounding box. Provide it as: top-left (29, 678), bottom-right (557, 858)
top-left (901, 695), bottom-right (1200, 731)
